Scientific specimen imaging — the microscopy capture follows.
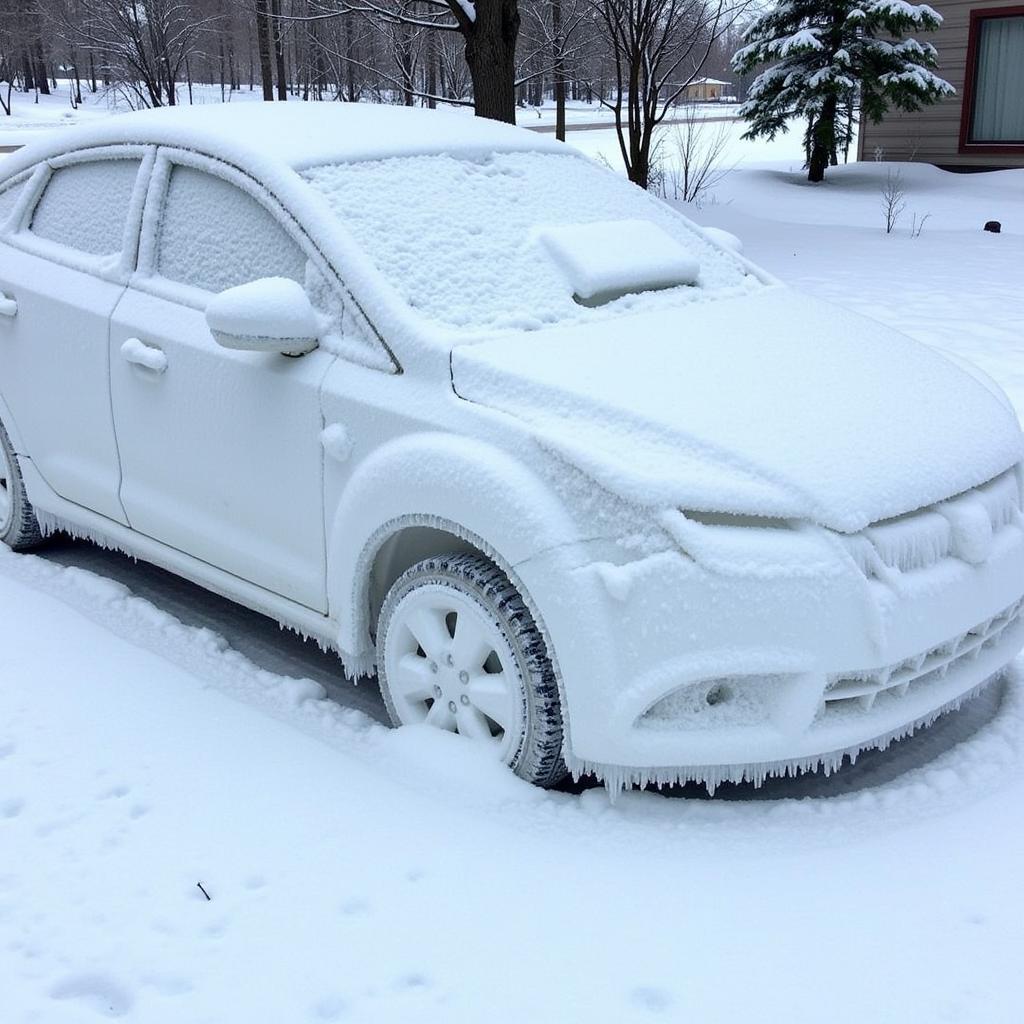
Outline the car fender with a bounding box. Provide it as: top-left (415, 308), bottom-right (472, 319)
top-left (327, 431), bottom-right (582, 662)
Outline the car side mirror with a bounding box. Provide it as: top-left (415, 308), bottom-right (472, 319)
top-left (205, 277), bottom-right (322, 356)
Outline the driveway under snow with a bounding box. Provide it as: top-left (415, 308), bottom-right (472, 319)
top-left (3, 155), bottom-right (1023, 1024)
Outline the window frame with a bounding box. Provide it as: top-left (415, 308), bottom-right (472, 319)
top-left (138, 149), bottom-right (310, 306)
top-left (0, 171), bottom-right (35, 234)
top-left (959, 5), bottom-right (1024, 154)
top-left (135, 147), bottom-right (398, 372)
top-left (2, 146), bottom-right (153, 282)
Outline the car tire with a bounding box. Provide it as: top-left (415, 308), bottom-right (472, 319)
top-left (377, 553), bottom-right (567, 787)
top-left (0, 420), bottom-right (42, 552)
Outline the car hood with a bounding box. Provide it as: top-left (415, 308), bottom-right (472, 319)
top-left (451, 287), bottom-right (1023, 533)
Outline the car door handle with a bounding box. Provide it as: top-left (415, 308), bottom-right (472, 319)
top-left (121, 337), bottom-right (167, 374)
top-left (0, 292), bottom-right (16, 318)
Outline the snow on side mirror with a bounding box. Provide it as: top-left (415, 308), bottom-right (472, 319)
top-left (537, 219), bottom-right (700, 307)
top-left (702, 227), bottom-right (744, 256)
top-left (205, 277), bottom-right (322, 356)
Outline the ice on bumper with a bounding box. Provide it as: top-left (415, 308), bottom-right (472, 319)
top-left (519, 467), bottom-right (1024, 792)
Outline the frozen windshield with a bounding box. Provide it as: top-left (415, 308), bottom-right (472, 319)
top-left (302, 151), bottom-right (760, 332)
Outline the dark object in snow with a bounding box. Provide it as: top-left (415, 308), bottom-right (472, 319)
top-left (196, 881), bottom-right (212, 901)
top-left (984, 221), bottom-right (1001, 234)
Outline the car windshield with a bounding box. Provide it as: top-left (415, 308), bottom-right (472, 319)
top-left (302, 151), bottom-right (760, 333)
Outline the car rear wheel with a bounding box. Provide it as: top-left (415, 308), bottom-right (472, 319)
top-left (377, 553), bottom-right (567, 787)
top-left (0, 421), bottom-right (42, 552)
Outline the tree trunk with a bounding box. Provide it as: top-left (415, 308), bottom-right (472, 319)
top-left (461, 0), bottom-right (519, 124)
top-left (271, 0), bottom-right (288, 100)
top-left (807, 93), bottom-right (837, 182)
top-left (426, 31), bottom-right (438, 108)
top-left (255, 0), bottom-right (275, 100)
top-left (552, 0), bottom-right (565, 141)
top-left (33, 41), bottom-right (49, 95)
top-left (71, 56), bottom-right (82, 106)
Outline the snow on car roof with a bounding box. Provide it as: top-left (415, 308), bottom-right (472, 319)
top-left (2, 102), bottom-right (564, 177)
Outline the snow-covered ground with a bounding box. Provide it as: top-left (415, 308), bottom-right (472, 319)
top-left (0, 83), bottom-right (736, 148)
top-left (688, 158), bottom-right (1024, 410)
top-left (3, 113), bottom-right (1024, 1023)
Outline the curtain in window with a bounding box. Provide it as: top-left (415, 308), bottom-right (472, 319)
top-left (971, 16), bottom-right (1024, 142)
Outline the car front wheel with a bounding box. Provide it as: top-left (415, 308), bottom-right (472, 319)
top-left (0, 421), bottom-right (42, 552)
top-left (377, 553), bottom-right (567, 787)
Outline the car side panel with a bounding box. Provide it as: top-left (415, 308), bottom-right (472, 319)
top-left (109, 288), bottom-right (333, 611)
top-left (0, 242), bottom-right (128, 525)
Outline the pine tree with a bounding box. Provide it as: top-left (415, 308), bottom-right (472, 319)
top-left (732, 1), bottom-right (954, 182)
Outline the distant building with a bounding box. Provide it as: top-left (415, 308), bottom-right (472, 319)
top-left (858, 0), bottom-right (1024, 169)
top-left (681, 78), bottom-right (733, 102)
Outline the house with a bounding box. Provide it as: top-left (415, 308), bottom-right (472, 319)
top-left (858, 0), bottom-right (1024, 169)
top-left (681, 78), bottom-right (732, 102)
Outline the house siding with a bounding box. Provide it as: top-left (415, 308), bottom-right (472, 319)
top-left (858, 0), bottom-right (1024, 168)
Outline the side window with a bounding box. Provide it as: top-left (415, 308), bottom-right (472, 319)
top-left (156, 165), bottom-right (306, 294)
top-left (30, 159), bottom-right (141, 256)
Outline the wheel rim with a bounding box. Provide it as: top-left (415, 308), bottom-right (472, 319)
top-left (0, 440), bottom-right (11, 533)
top-left (383, 584), bottom-right (524, 760)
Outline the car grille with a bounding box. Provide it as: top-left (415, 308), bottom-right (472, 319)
top-left (823, 596), bottom-right (1023, 712)
top-left (840, 468), bottom-right (1021, 577)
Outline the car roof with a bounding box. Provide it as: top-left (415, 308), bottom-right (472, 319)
top-left (2, 102), bottom-right (564, 177)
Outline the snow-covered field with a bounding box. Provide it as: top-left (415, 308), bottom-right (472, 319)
top-left (0, 83), bottom-right (736, 147)
top-left (3, 107), bottom-right (1024, 1023)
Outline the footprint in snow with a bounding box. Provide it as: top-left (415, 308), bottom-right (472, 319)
top-left (339, 898), bottom-right (369, 916)
top-left (629, 986), bottom-right (673, 1013)
top-left (312, 994), bottom-right (349, 1020)
top-left (99, 784), bottom-right (131, 801)
top-left (394, 973), bottom-right (430, 991)
top-left (49, 973), bottom-right (135, 1018)
top-left (1, 797), bottom-right (24, 819)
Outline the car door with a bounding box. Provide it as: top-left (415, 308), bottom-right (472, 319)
top-left (109, 150), bottom-right (334, 611)
top-left (0, 149), bottom-right (151, 525)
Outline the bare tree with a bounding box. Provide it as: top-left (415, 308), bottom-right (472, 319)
top-left (77, 0), bottom-right (219, 108)
top-left (592, 0), bottom-right (747, 188)
top-left (657, 100), bottom-right (731, 203)
top-left (520, 0), bottom-right (591, 139)
top-left (304, 0), bottom-right (521, 121)
top-left (881, 169), bottom-right (906, 234)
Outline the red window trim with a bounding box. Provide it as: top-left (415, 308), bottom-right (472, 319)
top-left (959, 5), bottom-right (1024, 154)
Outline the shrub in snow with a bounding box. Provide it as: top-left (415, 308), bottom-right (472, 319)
top-left (732, 0), bottom-right (954, 182)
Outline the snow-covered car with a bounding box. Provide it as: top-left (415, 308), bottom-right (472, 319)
top-left (1, 104), bottom-right (1022, 793)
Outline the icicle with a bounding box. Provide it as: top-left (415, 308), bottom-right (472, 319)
top-left (563, 671), bottom-right (1002, 797)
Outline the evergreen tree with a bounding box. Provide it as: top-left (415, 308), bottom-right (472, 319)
top-left (732, 1), bottom-right (954, 182)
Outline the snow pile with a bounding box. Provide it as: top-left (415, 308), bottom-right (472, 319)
top-left (536, 218), bottom-right (701, 302)
top-left (303, 151), bottom-right (754, 331)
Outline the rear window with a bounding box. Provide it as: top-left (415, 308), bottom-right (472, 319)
top-left (303, 151), bottom-right (757, 332)
top-left (30, 158), bottom-right (141, 256)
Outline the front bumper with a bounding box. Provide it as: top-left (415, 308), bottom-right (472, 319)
top-left (515, 502), bottom-right (1024, 786)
